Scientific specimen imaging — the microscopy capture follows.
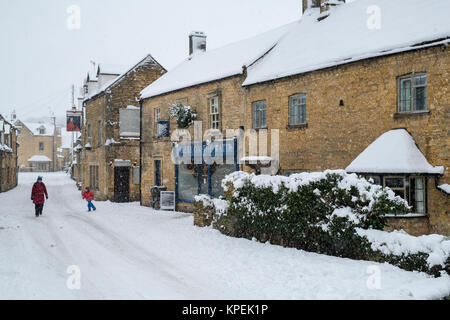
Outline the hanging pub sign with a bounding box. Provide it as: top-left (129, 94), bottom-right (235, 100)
top-left (66, 110), bottom-right (82, 132)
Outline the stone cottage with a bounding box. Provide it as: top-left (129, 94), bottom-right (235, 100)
top-left (0, 114), bottom-right (18, 192)
top-left (14, 119), bottom-right (62, 172)
top-left (139, 0), bottom-right (449, 235)
top-left (81, 54), bottom-right (166, 202)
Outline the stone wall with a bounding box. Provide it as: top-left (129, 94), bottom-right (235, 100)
top-left (244, 45), bottom-right (449, 235)
top-left (141, 45), bottom-right (449, 235)
top-left (0, 118), bottom-right (18, 192)
top-left (82, 58), bottom-right (166, 202)
top-left (140, 75), bottom-right (247, 207)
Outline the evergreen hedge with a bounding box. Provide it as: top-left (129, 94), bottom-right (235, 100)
top-left (203, 170), bottom-right (450, 277)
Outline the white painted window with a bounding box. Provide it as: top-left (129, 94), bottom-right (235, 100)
top-left (289, 94), bottom-right (306, 125)
top-left (209, 96), bottom-right (220, 130)
top-left (252, 100), bottom-right (267, 129)
top-left (398, 73), bottom-right (427, 112)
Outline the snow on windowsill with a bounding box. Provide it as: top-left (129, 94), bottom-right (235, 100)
top-left (438, 184), bottom-right (450, 195)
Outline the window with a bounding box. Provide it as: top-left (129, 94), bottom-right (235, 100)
top-left (252, 100), bottom-right (266, 129)
top-left (133, 166), bottom-right (140, 185)
top-left (384, 176), bottom-right (406, 199)
top-left (38, 126), bottom-right (46, 135)
top-left (382, 175), bottom-right (427, 214)
top-left (97, 120), bottom-right (102, 146)
top-left (398, 73), bottom-right (427, 112)
top-left (410, 177), bottom-right (425, 214)
top-left (365, 175), bottom-right (381, 185)
top-left (39, 142), bottom-right (44, 152)
top-left (87, 124), bottom-right (92, 145)
top-left (154, 108), bottom-right (161, 124)
top-left (289, 94), bottom-right (306, 125)
top-left (89, 165), bottom-right (99, 190)
top-left (119, 107), bottom-right (140, 137)
top-left (209, 96), bottom-right (220, 130)
top-left (154, 160), bottom-right (161, 186)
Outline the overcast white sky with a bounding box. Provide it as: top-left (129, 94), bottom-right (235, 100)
top-left (0, 0), bottom-right (306, 123)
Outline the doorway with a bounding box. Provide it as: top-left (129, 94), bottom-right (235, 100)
top-left (114, 166), bottom-right (130, 202)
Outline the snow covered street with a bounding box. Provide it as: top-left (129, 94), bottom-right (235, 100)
top-left (0, 172), bottom-right (449, 300)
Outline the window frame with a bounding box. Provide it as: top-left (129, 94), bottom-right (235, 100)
top-left (409, 176), bottom-right (427, 214)
top-left (252, 100), bottom-right (267, 129)
top-left (87, 123), bottom-right (92, 145)
top-left (38, 142), bottom-right (44, 153)
top-left (97, 120), bottom-right (102, 147)
top-left (288, 93), bottom-right (307, 126)
top-left (89, 164), bottom-right (99, 190)
top-left (209, 96), bottom-right (221, 130)
top-left (397, 72), bottom-right (428, 113)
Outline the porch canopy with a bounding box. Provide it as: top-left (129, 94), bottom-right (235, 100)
top-left (346, 129), bottom-right (443, 175)
top-left (28, 155), bottom-right (52, 163)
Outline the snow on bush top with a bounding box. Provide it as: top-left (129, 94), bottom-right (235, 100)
top-left (357, 228), bottom-right (450, 267)
top-left (194, 194), bottom-right (228, 217)
top-left (223, 169), bottom-right (408, 210)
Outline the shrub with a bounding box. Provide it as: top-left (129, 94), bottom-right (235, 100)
top-left (169, 103), bottom-right (197, 128)
top-left (207, 170), bottom-right (450, 276)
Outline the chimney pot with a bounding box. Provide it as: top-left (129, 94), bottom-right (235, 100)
top-left (189, 31), bottom-right (207, 56)
top-left (302, 0), bottom-right (321, 13)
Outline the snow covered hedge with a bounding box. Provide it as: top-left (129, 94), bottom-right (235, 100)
top-left (197, 170), bottom-right (450, 276)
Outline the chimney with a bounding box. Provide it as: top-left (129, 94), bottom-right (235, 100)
top-left (317, 0), bottom-right (345, 20)
top-left (302, 0), bottom-right (320, 13)
top-left (320, 0), bottom-right (345, 14)
top-left (189, 31), bottom-right (207, 56)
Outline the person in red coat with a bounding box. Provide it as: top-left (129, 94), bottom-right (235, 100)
top-left (82, 187), bottom-right (96, 212)
top-left (31, 176), bottom-right (48, 217)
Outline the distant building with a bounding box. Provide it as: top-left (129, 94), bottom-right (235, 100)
top-left (14, 120), bottom-right (62, 172)
top-left (0, 114), bottom-right (18, 192)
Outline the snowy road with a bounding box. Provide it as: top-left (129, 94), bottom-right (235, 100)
top-left (0, 172), bottom-right (449, 299)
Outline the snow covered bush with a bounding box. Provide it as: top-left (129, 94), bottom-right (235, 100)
top-left (357, 228), bottom-right (450, 276)
top-left (193, 194), bottom-right (229, 228)
top-left (216, 170), bottom-right (450, 276)
top-left (169, 103), bottom-right (197, 129)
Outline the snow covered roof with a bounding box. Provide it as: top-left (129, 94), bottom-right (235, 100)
top-left (140, 22), bottom-right (296, 99)
top-left (21, 122), bottom-right (55, 136)
top-left (28, 155), bottom-right (52, 162)
top-left (97, 63), bottom-right (128, 76)
top-left (84, 71), bottom-right (97, 84)
top-left (86, 55), bottom-right (165, 102)
top-left (346, 129), bottom-right (444, 175)
top-left (0, 144), bottom-right (13, 153)
top-left (243, 0), bottom-right (450, 86)
top-left (141, 0), bottom-right (449, 98)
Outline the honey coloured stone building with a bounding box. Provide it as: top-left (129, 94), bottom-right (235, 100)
top-left (81, 54), bottom-right (166, 202)
top-left (139, 0), bottom-right (449, 235)
top-left (14, 119), bottom-right (62, 172)
top-left (0, 114), bottom-right (18, 192)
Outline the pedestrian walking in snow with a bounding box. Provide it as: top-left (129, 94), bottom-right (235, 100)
top-left (31, 176), bottom-right (48, 217)
top-left (82, 187), bottom-right (96, 212)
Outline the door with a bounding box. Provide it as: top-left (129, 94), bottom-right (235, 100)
top-left (114, 166), bottom-right (130, 202)
top-left (154, 160), bottom-right (161, 186)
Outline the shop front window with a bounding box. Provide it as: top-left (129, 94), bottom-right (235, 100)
top-left (210, 164), bottom-right (236, 198)
top-left (175, 139), bottom-right (238, 202)
top-left (177, 164), bottom-right (198, 201)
